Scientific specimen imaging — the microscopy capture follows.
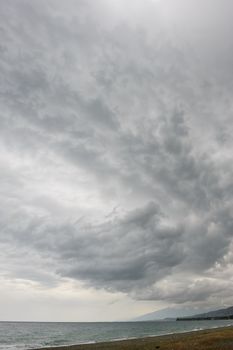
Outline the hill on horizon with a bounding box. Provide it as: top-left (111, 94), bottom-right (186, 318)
top-left (132, 305), bottom-right (214, 321)
top-left (180, 305), bottom-right (233, 320)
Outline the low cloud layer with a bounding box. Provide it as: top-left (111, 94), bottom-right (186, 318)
top-left (1, 0), bottom-right (233, 317)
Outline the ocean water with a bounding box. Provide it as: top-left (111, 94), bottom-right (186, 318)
top-left (1, 319), bottom-right (233, 350)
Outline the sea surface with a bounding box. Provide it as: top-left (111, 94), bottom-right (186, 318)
top-left (1, 319), bottom-right (233, 350)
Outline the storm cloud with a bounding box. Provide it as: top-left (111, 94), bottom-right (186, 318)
top-left (1, 0), bottom-right (233, 316)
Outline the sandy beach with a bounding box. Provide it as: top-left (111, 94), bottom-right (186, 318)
top-left (35, 326), bottom-right (233, 350)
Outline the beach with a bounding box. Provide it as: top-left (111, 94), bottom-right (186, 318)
top-left (35, 326), bottom-right (233, 350)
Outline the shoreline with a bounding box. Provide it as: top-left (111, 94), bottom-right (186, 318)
top-left (33, 325), bottom-right (233, 350)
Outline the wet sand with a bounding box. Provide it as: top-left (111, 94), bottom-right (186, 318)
top-left (34, 325), bottom-right (233, 350)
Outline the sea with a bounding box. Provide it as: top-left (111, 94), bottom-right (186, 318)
top-left (1, 319), bottom-right (233, 350)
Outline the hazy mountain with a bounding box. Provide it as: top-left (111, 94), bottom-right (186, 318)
top-left (183, 306), bottom-right (233, 319)
top-left (132, 306), bottom-right (213, 321)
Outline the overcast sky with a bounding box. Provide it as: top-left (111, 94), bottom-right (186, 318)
top-left (1, 0), bottom-right (233, 321)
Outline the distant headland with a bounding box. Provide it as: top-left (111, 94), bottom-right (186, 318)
top-left (177, 305), bottom-right (233, 321)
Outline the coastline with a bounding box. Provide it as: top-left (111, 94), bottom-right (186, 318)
top-left (34, 325), bottom-right (233, 350)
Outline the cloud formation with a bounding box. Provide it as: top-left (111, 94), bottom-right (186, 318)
top-left (1, 0), bottom-right (233, 316)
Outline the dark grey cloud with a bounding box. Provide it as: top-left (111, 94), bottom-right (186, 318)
top-left (1, 0), bottom-right (233, 310)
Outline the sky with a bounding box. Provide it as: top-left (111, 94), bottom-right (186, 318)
top-left (1, 0), bottom-right (233, 322)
